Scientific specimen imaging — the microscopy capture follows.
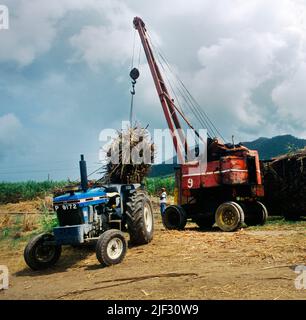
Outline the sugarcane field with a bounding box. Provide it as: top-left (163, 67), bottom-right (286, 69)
top-left (0, 0), bottom-right (305, 310)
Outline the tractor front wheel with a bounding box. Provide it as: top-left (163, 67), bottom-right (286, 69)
top-left (96, 229), bottom-right (127, 267)
top-left (162, 205), bottom-right (187, 230)
top-left (215, 202), bottom-right (244, 232)
top-left (24, 233), bottom-right (62, 270)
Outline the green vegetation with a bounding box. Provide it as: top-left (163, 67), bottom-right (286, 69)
top-left (145, 176), bottom-right (175, 195)
top-left (0, 178), bottom-right (175, 203)
top-left (248, 216), bottom-right (306, 230)
top-left (0, 181), bottom-right (67, 204)
top-left (40, 213), bottom-right (59, 232)
top-left (0, 212), bottom-right (59, 247)
top-left (286, 143), bottom-right (300, 155)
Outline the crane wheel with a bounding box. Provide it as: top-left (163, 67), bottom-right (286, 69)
top-left (244, 201), bottom-right (268, 226)
top-left (215, 202), bottom-right (244, 232)
top-left (162, 205), bottom-right (187, 230)
top-left (254, 201), bottom-right (268, 225)
top-left (126, 190), bottom-right (154, 245)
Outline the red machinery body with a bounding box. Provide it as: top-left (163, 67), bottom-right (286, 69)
top-left (181, 157), bottom-right (258, 189)
top-left (134, 17), bottom-right (267, 231)
top-left (177, 142), bottom-right (264, 206)
top-left (181, 150), bottom-right (262, 190)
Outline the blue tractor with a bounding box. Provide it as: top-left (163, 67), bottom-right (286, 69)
top-left (24, 155), bottom-right (154, 270)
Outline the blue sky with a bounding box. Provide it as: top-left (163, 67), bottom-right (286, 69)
top-left (1, 0), bottom-right (306, 181)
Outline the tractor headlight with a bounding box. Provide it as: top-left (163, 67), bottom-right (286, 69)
top-left (82, 207), bottom-right (89, 224)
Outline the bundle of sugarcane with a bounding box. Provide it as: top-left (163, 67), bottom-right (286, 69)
top-left (262, 148), bottom-right (306, 219)
top-left (101, 126), bottom-right (155, 184)
top-left (52, 182), bottom-right (81, 197)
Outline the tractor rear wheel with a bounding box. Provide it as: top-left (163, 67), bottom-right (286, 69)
top-left (126, 190), bottom-right (154, 245)
top-left (215, 202), bottom-right (244, 232)
top-left (96, 229), bottom-right (127, 266)
top-left (162, 205), bottom-right (187, 230)
top-left (24, 233), bottom-right (62, 270)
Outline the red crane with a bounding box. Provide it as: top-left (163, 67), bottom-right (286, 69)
top-left (133, 17), bottom-right (267, 231)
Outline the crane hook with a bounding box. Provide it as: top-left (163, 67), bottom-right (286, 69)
top-left (130, 67), bottom-right (140, 81)
top-left (130, 80), bottom-right (136, 95)
top-left (129, 68), bottom-right (140, 125)
top-left (130, 68), bottom-right (139, 95)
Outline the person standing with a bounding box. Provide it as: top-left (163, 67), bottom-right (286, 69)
top-left (159, 187), bottom-right (167, 216)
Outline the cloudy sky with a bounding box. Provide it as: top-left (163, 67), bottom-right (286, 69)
top-left (1, 0), bottom-right (306, 181)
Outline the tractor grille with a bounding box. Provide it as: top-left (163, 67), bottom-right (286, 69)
top-left (56, 208), bottom-right (85, 226)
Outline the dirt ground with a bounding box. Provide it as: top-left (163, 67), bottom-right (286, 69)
top-left (0, 201), bottom-right (305, 300)
top-left (0, 199), bottom-right (49, 215)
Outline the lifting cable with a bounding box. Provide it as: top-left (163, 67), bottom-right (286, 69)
top-left (129, 30), bottom-right (137, 126)
top-left (130, 29), bottom-right (136, 70)
top-left (129, 32), bottom-right (143, 126)
top-left (147, 31), bottom-right (226, 143)
top-left (157, 46), bottom-right (218, 138)
top-left (148, 33), bottom-right (209, 133)
top-left (152, 42), bottom-right (185, 116)
top-left (158, 48), bottom-right (222, 140)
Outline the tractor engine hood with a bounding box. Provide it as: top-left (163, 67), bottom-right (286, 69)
top-left (53, 187), bottom-right (108, 208)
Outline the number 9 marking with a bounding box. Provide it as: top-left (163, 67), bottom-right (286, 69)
top-left (187, 178), bottom-right (193, 188)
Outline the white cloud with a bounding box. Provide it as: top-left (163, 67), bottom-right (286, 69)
top-left (272, 62), bottom-right (306, 123)
top-left (0, 0), bottom-right (132, 66)
top-left (0, 113), bottom-right (22, 140)
top-left (68, 1), bottom-right (136, 70)
top-left (0, 113), bottom-right (23, 159)
top-left (0, 0), bottom-right (65, 66)
top-left (69, 25), bottom-right (132, 70)
top-left (192, 31), bottom-right (286, 129)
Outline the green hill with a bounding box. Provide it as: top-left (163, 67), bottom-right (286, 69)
top-left (241, 134), bottom-right (306, 160)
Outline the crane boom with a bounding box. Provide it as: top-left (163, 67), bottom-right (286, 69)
top-left (133, 16), bottom-right (192, 164)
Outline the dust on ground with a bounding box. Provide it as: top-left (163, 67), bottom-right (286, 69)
top-left (0, 200), bottom-right (305, 300)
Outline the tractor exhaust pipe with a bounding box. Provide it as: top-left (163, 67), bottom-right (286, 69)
top-left (79, 154), bottom-right (88, 192)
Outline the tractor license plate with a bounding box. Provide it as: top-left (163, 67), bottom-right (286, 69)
top-left (54, 203), bottom-right (78, 211)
